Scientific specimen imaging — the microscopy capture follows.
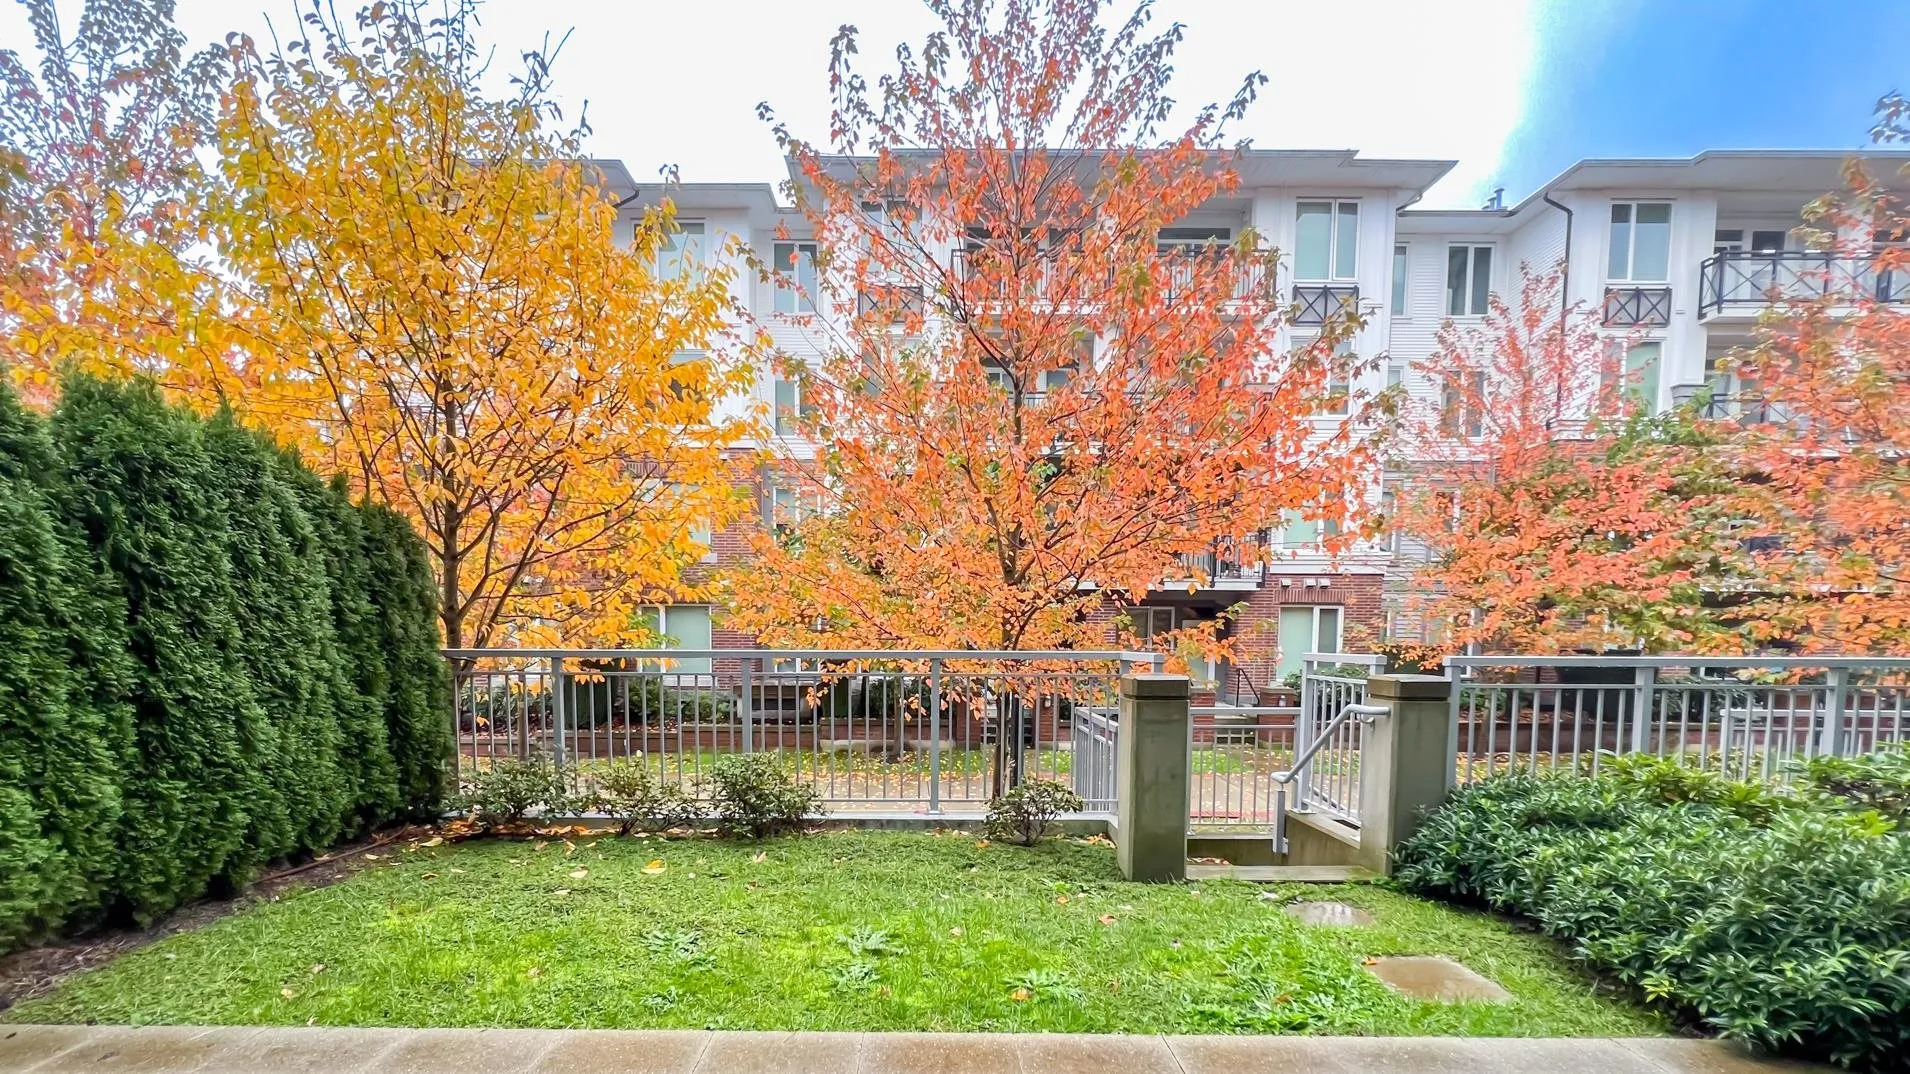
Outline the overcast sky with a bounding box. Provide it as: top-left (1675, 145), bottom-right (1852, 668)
top-left (4, 0), bottom-right (1906, 207)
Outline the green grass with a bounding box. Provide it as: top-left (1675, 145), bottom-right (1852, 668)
top-left (6, 832), bottom-right (1665, 1035)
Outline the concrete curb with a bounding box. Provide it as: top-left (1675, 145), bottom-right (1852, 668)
top-left (0, 1025), bottom-right (1830, 1073)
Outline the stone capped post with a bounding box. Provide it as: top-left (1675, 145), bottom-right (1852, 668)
top-left (1115, 673), bottom-right (1191, 881)
top-left (1357, 674), bottom-right (1454, 875)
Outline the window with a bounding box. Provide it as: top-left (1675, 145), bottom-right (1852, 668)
top-left (1276, 605), bottom-right (1342, 681)
top-left (1129, 606), bottom-right (1177, 641)
top-left (1440, 369), bottom-right (1486, 437)
top-left (1380, 490), bottom-right (1400, 553)
top-left (1391, 244), bottom-right (1408, 315)
top-left (1611, 341), bottom-right (1662, 413)
top-left (1385, 363), bottom-right (1405, 391)
top-left (1315, 339), bottom-right (1354, 417)
top-left (773, 373), bottom-right (813, 435)
top-left (635, 605), bottom-right (714, 674)
top-left (1446, 244), bottom-right (1493, 316)
top-left (1279, 510), bottom-right (1320, 548)
top-left (1295, 200), bottom-right (1359, 281)
top-left (1607, 202), bottom-right (1671, 282)
top-left (769, 481), bottom-right (823, 542)
top-left (773, 241), bottom-right (817, 315)
top-left (655, 219), bottom-right (707, 283)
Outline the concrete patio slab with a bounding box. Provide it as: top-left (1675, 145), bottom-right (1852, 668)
top-left (0, 1025), bottom-right (1835, 1073)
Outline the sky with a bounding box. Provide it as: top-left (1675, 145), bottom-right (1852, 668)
top-left (3, 0), bottom-right (1906, 208)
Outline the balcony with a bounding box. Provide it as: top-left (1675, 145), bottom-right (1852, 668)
top-left (1697, 251), bottom-right (1909, 320)
top-left (857, 283), bottom-right (928, 320)
top-left (1163, 534), bottom-right (1269, 590)
top-left (1602, 286), bottom-right (1672, 327)
top-left (952, 248), bottom-right (1274, 304)
top-left (1291, 283), bottom-right (1359, 326)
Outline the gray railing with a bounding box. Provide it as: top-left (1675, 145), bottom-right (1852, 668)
top-left (445, 648), bottom-right (1163, 815)
top-left (1445, 655), bottom-right (1910, 783)
top-left (1697, 250), bottom-right (1909, 319)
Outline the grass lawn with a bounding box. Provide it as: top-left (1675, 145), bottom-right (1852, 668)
top-left (6, 831), bottom-right (1664, 1036)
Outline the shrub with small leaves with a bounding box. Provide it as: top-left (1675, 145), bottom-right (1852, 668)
top-left (457, 758), bottom-right (566, 829)
top-left (1794, 743), bottom-right (1910, 822)
top-left (705, 754), bottom-right (821, 839)
top-left (1396, 754), bottom-right (1910, 1071)
top-left (984, 779), bottom-right (1084, 846)
top-left (584, 759), bottom-right (702, 835)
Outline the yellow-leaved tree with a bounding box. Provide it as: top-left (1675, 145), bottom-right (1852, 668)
top-left (7, 0), bottom-right (755, 648)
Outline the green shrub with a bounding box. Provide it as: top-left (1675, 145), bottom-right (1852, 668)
top-left (983, 779), bottom-right (1085, 845)
top-left (0, 373), bottom-right (447, 950)
top-left (457, 759), bottom-right (568, 829)
top-left (584, 760), bottom-right (703, 835)
top-left (1795, 743), bottom-right (1910, 822)
top-left (1396, 754), bottom-right (1910, 1071)
top-left (706, 754), bottom-right (821, 839)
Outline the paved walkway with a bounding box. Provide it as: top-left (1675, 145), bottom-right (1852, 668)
top-left (0, 1025), bottom-right (1828, 1073)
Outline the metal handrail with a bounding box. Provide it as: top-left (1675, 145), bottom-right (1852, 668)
top-left (445, 648), bottom-right (1168, 665)
top-left (1272, 702), bottom-right (1389, 786)
top-left (1445, 655), bottom-right (1910, 670)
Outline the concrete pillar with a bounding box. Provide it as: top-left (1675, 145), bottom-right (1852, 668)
top-left (1356, 674), bottom-right (1454, 875)
top-left (1115, 674), bottom-right (1190, 882)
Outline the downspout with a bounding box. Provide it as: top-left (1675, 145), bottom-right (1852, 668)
top-left (1541, 191), bottom-right (1574, 350)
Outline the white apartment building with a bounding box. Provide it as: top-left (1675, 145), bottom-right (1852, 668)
top-left (593, 147), bottom-right (1910, 688)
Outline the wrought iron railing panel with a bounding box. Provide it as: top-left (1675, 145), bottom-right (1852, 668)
top-left (1291, 283), bottom-right (1360, 326)
top-left (1602, 285), bottom-right (1673, 326)
top-left (1697, 251), bottom-right (1910, 319)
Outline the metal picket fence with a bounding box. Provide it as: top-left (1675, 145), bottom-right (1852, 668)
top-left (444, 649), bottom-right (1162, 814)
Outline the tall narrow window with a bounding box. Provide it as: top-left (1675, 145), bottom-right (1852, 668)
top-left (1608, 202), bottom-right (1671, 282)
top-left (1441, 369), bottom-right (1486, 437)
top-left (1391, 243), bottom-right (1408, 314)
top-left (655, 219), bottom-right (707, 283)
top-left (1445, 244), bottom-right (1493, 316)
top-left (1623, 341), bottom-right (1662, 413)
top-left (773, 241), bottom-right (817, 314)
top-left (636, 605), bottom-right (714, 674)
top-left (773, 374), bottom-right (811, 435)
top-left (1295, 200), bottom-right (1359, 281)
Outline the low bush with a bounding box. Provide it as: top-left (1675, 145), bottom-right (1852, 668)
top-left (983, 779), bottom-right (1085, 845)
top-left (585, 759), bottom-right (703, 835)
top-left (456, 759), bottom-right (568, 830)
top-left (1395, 752), bottom-right (1910, 1071)
top-left (706, 754), bottom-right (820, 839)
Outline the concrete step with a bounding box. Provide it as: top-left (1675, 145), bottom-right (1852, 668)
top-left (1185, 863), bottom-right (1375, 882)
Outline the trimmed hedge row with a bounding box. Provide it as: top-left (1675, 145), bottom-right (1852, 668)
top-left (0, 374), bottom-right (449, 951)
top-left (1395, 752), bottom-right (1910, 1072)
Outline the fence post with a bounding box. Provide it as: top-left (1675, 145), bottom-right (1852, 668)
top-left (740, 656), bottom-right (754, 754)
top-left (1115, 673), bottom-right (1191, 882)
top-left (1295, 666), bottom-right (1317, 809)
top-left (1630, 665), bottom-right (1657, 754)
top-left (928, 658), bottom-right (943, 814)
top-left (1821, 667), bottom-right (1851, 757)
top-left (1358, 674), bottom-right (1455, 876)
top-left (548, 655), bottom-right (568, 788)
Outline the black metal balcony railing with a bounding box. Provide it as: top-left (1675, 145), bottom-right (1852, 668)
top-left (951, 247), bottom-right (1275, 304)
top-left (1170, 533), bottom-right (1270, 586)
top-left (1602, 285), bottom-right (1673, 327)
top-left (1291, 283), bottom-right (1360, 326)
top-left (856, 283), bottom-right (928, 319)
top-left (1697, 251), bottom-right (1909, 319)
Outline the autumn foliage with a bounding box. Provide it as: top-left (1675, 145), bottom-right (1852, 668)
top-left (2, 0), bottom-right (752, 649)
top-left (726, 0), bottom-right (1378, 656)
top-left (1392, 265), bottom-right (1741, 655)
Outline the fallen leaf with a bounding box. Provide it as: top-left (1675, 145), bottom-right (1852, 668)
top-left (422, 836), bottom-right (444, 847)
top-left (420, 872), bottom-right (437, 880)
top-left (642, 860), bottom-right (666, 875)
top-left (1055, 894), bottom-right (1069, 905)
top-left (688, 873), bottom-right (696, 879)
top-left (973, 839), bottom-right (990, 849)
top-left (1097, 915), bottom-right (1116, 926)
top-left (1361, 957), bottom-right (1379, 966)
top-left (162, 953), bottom-right (177, 961)
top-left (877, 985), bottom-right (891, 996)
top-left (949, 926), bottom-right (964, 937)
top-left (1171, 940), bottom-right (1182, 950)
top-left (310, 963), bottom-right (326, 974)
top-left (552, 888), bottom-right (571, 896)
top-left (1010, 987), bottom-right (1032, 1002)
top-left (527, 967), bottom-right (542, 978)
top-left (450, 868), bottom-right (465, 875)
top-left (563, 840), bottom-right (577, 856)
top-left (568, 868), bottom-right (588, 880)
top-left (1107, 979), bottom-right (1122, 994)
top-left (363, 853), bottom-right (381, 860)
top-left (751, 851), bottom-right (767, 864)
top-left (533, 841), bottom-right (549, 852)
top-left (280, 987), bottom-right (297, 999)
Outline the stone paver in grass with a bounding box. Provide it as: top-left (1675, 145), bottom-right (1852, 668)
top-left (1365, 955), bottom-right (1513, 1003)
top-left (1283, 900), bottom-right (1376, 927)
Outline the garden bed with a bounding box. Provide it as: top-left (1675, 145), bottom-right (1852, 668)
top-left (3, 832), bottom-right (1659, 1036)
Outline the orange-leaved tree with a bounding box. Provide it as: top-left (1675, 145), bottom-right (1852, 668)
top-left (0, 0), bottom-right (230, 406)
top-left (726, 0), bottom-right (1380, 659)
top-left (1392, 264), bottom-right (1743, 655)
top-left (1715, 95), bottom-right (1910, 653)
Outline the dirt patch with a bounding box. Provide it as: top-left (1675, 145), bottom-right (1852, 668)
top-left (0, 824), bottom-right (435, 1010)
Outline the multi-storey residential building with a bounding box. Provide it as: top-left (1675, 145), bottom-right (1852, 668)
top-left (595, 148), bottom-right (1910, 690)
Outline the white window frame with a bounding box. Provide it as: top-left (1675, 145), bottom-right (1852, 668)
top-left (1391, 243), bottom-right (1409, 316)
top-left (637, 604), bottom-right (714, 676)
top-left (1294, 199), bottom-right (1360, 282)
top-left (656, 219), bottom-right (708, 282)
top-left (772, 240), bottom-right (818, 315)
top-left (1607, 201), bottom-right (1672, 283)
top-left (1445, 243), bottom-right (1494, 317)
top-left (773, 372), bottom-right (812, 436)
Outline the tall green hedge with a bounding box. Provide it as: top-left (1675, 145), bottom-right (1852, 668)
top-left (0, 374), bottom-right (448, 951)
